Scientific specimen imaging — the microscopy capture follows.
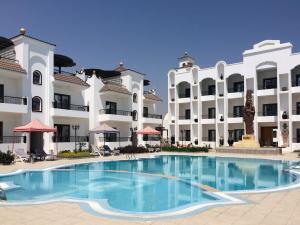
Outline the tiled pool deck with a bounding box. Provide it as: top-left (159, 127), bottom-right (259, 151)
top-left (1, 152), bottom-right (300, 225)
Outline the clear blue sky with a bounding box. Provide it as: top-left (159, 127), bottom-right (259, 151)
top-left (2, 0), bottom-right (300, 114)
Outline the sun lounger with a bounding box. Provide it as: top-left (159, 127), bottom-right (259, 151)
top-left (103, 145), bottom-right (112, 156)
top-left (146, 144), bottom-right (155, 152)
top-left (90, 145), bottom-right (102, 157)
top-left (34, 149), bottom-right (55, 161)
top-left (14, 148), bottom-right (30, 162)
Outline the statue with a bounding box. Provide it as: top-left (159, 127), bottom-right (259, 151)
top-left (281, 123), bottom-right (289, 147)
top-left (243, 90), bottom-right (255, 134)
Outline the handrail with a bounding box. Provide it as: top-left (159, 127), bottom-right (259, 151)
top-left (0, 136), bottom-right (26, 143)
top-left (99, 109), bottom-right (132, 116)
top-left (257, 111), bottom-right (277, 116)
top-left (52, 102), bottom-right (89, 112)
top-left (143, 113), bottom-right (162, 119)
top-left (228, 88), bottom-right (244, 93)
top-left (0, 96), bottom-right (27, 105)
top-left (202, 114), bottom-right (215, 119)
top-left (228, 113), bottom-right (243, 118)
top-left (201, 91), bottom-right (215, 96)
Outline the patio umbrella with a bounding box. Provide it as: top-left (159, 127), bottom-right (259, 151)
top-left (90, 123), bottom-right (120, 146)
top-left (137, 126), bottom-right (161, 149)
top-left (13, 119), bottom-right (57, 154)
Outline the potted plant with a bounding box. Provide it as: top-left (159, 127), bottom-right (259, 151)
top-left (194, 118), bottom-right (198, 123)
top-left (220, 115), bottom-right (224, 122)
top-left (219, 93), bottom-right (224, 97)
top-left (282, 87), bottom-right (287, 91)
top-left (282, 111), bottom-right (288, 119)
top-left (220, 73), bottom-right (223, 80)
top-left (219, 136), bottom-right (224, 146)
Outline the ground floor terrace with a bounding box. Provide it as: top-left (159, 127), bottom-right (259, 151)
top-left (1, 152), bottom-right (300, 225)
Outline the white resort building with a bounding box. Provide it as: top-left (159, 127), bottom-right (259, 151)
top-left (166, 40), bottom-right (300, 152)
top-left (0, 29), bottom-right (162, 153)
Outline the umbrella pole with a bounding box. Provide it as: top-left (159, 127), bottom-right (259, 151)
top-left (12, 132), bottom-right (15, 153)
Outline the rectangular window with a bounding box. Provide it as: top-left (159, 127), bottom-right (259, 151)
top-left (143, 107), bottom-right (148, 117)
top-left (185, 88), bottom-right (190, 98)
top-left (208, 108), bottom-right (216, 119)
top-left (0, 84), bottom-right (4, 103)
top-left (233, 106), bottom-right (244, 117)
top-left (208, 130), bottom-right (216, 142)
top-left (296, 74), bottom-right (300, 86)
top-left (297, 129), bottom-right (300, 143)
top-left (0, 121), bottom-right (3, 143)
top-left (263, 104), bottom-right (277, 116)
top-left (296, 102), bottom-right (300, 115)
top-left (105, 101), bottom-right (117, 114)
top-left (185, 130), bottom-right (191, 141)
top-left (185, 109), bottom-right (191, 119)
top-left (54, 124), bottom-right (70, 142)
top-left (233, 129), bottom-right (244, 142)
top-left (263, 78), bottom-right (277, 89)
top-left (208, 85), bottom-right (216, 95)
top-left (54, 93), bottom-right (70, 109)
top-left (233, 82), bottom-right (244, 92)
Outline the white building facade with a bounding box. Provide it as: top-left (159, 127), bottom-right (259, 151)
top-left (167, 40), bottom-right (300, 152)
top-left (0, 29), bottom-right (162, 153)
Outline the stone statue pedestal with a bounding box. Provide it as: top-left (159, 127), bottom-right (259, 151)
top-left (234, 134), bottom-right (260, 149)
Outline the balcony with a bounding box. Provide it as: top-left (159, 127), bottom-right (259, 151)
top-left (178, 93), bottom-right (190, 103)
top-left (227, 88), bottom-right (244, 99)
top-left (142, 113), bottom-right (162, 124)
top-left (202, 137), bottom-right (216, 142)
top-left (99, 109), bottom-right (132, 123)
top-left (228, 113), bottom-right (243, 123)
top-left (178, 115), bottom-right (190, 124)
top-left (201, 91), bottom-right (215, 101)
top-left (0, 96), bottom-right (27, 114)
top-left (257, 111), bottom-right (278, 122)
top-left (201, 114), bottom-right (216, 124)
top-left (257, 85), bottom-right (277, 96)
top-left (292, 110), bottom-right (300, 121)
top-left (292, 82), bottom-right (300, 93)
top-left (51, 102), bottom-right (89, 119)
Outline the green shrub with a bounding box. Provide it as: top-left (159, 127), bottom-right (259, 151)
top-left (0, 151), bottom-right (15, 165)
top-left (58, 150), bottom-right (93, 158)
top-left (162, 146), bottom-right (209, 153)
top-left (119, 145), bottom-right (148, 154)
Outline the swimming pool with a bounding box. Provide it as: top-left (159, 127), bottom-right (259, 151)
top-left (0, 155), bottom-right (299, 219)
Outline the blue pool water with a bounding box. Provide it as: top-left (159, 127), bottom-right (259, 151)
top-left (0, 155), bottom-right (298, 213)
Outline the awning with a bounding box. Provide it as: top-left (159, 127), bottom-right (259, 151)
top-left (137, 126), bottom-right (160, 135)
top-left (14, 119), bottom-right (57, 133)
top-left (90, 123), bottom-right (119, 134)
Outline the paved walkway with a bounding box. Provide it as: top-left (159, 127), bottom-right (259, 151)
top-left (1, 152), bottom-right (300, 225)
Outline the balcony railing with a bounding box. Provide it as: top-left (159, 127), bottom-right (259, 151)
top-left (228, 88), bottom-right (244, 93)
top-left (143, 113), bottom-right (162, 119)
top-left (202, 114), bottom-right (216, 119)
top-left (99, 137), bottom-right (131, 142)
top-left (0, 136), bottom-right (26, 143)
top-left (53, 102), bottom-right (89, 111)
top-left (293, 138), bottom-right (300, 143)
top-left (202, 91), bottom-right (215, 96)
top-left (292, 110), bottom-right (300, 115)
top-left (257, 111), bottom-right (278, 116)
top-left (52, 136), bottom-right (89, 143)
top-left (0, 96), bottom-right (27, 105)
top-left (228, 113), bottom-right (243, 118)
top-left (202, 137), bottom-right (216, 142)
top-left (257, 85), bottom-right (277, 90)
top-left (292, 82), bottom-right (300, 87)
top-left (99, 109), bottom-right (132, 116)
top-left (179, 116), bottom-right (190, 120)
top-left (178, 94), bottom-right (190, 98)
top-left (178, 137), bottom-right (191, 141)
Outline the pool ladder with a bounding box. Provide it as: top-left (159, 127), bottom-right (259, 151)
top-left (0, 187), bottom-right (7, 201)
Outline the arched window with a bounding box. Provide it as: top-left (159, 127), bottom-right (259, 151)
top-left (132, 110), bottom-right (138, 121)
top-left (32, 96), bottom-right (42, 112)
top-left (33, 70), bottom-right (42, 85)
top-left (133, 93), bottom-right (138, 103)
